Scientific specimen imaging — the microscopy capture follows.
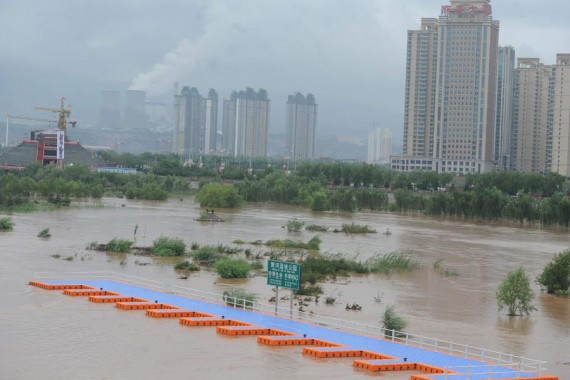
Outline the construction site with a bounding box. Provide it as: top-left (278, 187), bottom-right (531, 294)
top-left (0, 98), bottom-right (105, 170)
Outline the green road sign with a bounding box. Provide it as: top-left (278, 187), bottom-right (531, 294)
top-left (267, 259), bottom-right (301, 290)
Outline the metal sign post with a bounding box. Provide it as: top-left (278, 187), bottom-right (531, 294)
top-left (267, 259), bottom-right (301, 317)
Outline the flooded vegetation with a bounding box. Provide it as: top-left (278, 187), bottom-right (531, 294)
top-left (2, 197), bottom-right (570, 377)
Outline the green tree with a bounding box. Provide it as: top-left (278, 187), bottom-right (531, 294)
top-left (537, 249), bottom-right (570, 294)
top-left (195, 182), bottom-right (242, 208)
top-left (496, 267), bottom-right (537, 316)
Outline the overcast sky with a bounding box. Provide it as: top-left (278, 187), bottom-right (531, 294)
top-left (1, 0), bottom-right (569, 147)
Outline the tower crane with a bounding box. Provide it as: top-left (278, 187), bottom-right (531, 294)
top-left (34, 97), bottom-right (77, 133)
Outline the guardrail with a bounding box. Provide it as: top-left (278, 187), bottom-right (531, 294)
top-left (32, 270), bottom-right (546, 376)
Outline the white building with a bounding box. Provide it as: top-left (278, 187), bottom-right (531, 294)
top-left (367, 128), bottom-right (392, 164)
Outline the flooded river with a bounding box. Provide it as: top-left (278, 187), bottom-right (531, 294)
top-left (1, 198), bottom-right (569, 379)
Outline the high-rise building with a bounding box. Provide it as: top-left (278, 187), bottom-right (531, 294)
top-left (392, 0), bottom-right (499, 174)
top-left (495, 46), bottom-right (516, 168)
top-left (222, 88), bottom-right (269, 157)
top-left (510, 58), bottom-right (552, 173)
top-left (97, 91), bottom-right (121, 129)
top-left (204, 89), bottom-right (218, 154)
top-left (286, 93), bottom-right (317, 159)
top-left (550, 54), bottom-right (570, 176)
top-left (123, 90), bottom-right (147, 129)
top-left (402, 18), bottom-right (438, 159)
top-left (367, 128), bottom-right (392, 164)
top-left (173, 87), bottom-right (218, 156)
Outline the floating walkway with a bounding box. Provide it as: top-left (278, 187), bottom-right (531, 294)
top-left (28, 280), bottom-right (558, 380)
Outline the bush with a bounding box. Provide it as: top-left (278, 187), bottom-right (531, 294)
top-left (105, 238), bottom-right (134, 253)
top-left (152, 236), bottom-right (186, 256)
top-left (286, 219), bottom-right (304, 232)
top-left (195, 182), bottom-right (242, 208)
top-left (192, 246), bottom-right (220, 266)
top-left (368, 252), bottom-right (419, 274)
top-left (0, 217), bottom-right (14, 231)
top-left (537, 249), bottom-right (570, 294)
top-left (382, 305), bottom-right (407, 335)
top-left (250, 261), bottom-right (263, 270)
top-left (307, 236), bottom-right (322, 250)
top-left (214, 258), bottom-right (251, 278)
top-left (174, 261), bottom-right (199, 271)
top-left (497, 267), bottom-right (536, 316)
top-left (37, 228), bottom-right (51, 238)
top-left (223, 288), bottom-right (256, 308)
top-left (301, 255), bottom-right (368, 284)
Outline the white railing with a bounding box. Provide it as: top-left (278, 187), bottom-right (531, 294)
top-left (32, 271), bottom-right (547, 376)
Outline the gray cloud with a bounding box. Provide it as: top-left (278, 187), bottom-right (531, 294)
top-left (2, 0), bottom-right (570, 146)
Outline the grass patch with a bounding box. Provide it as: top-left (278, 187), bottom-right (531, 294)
top-left (264, 235), bottom-right (321, 251)
top-left (335, 223), bottom-right (377, 234)
top-left (433, 259), bottom-right (459, 277)
top-left (37, 228), bottom-right (51, 238)
top-left (174, 261), bottom-right (200, 271)
top-left (368, 252), bottom-right (419, 275)
top-left (301, 254), bottom-right (368, 285)
top-left (105, 238), bottom-right (134, 253)
top-left (250, 261), bottom-right (263, 270)
top-left (214, 258), bottom-right (251, 278)
top-left (152, 236), bottom-right (186, 256)
top-left (223, 288), bottom-right (256, 308)
top-left (196, 211), bottom-right (211, 222)
top-left (305, 224), bottom-right (328, 232)
top-left (233, 239), bottom-right (247, 245)
top-left (0, 217), bottom-right (14, 231)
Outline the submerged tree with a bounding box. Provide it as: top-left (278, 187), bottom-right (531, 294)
top-left (537, 249), bottom-right (570, 295)
top-left (496, 267), bottom-right (536, 316)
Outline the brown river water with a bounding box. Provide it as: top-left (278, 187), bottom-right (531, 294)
top-left (1, 198), bottom-right (569, 379)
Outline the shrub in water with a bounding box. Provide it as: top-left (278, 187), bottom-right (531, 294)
top-left (305, 224), bottom-right (328, 232)
top-left (105, 238), bottom-right (134, 253)
top-left (286, 219), bottom-right (305, 232)
top-left (214, 258), bottom-right (251, 278)
top-left (152, 236), bottom-right (186, 256)
top-left (382, 305), bottom-right (407, 336)
top-left (174, 261), bottom-right (199, 271)
top-left (0, 217), bottom-right (14, 231)
top-left (192, 246), bottom-right (220, 266)
top-left (537, 249), bottom-right (570, 294)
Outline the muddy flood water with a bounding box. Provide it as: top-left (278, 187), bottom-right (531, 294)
top-left (1, 197), bottom-right (569, 379)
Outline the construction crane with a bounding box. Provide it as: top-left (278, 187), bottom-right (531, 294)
top-left (4, 114), bottom-right (57, 147)
top-left (34, 97), bottom-right (77, 133)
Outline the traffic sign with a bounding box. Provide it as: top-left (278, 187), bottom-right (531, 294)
top-left (267, 259), bottom-right (301, 291)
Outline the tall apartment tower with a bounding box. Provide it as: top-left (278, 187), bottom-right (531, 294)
top-left (434, 0), bottom-right (499, 174)
top-left (393, 0), bottom-right (499, 174)
top-left (510, 58), bottom-right (552, 173)
top-left (203, 89), bottom-right (218, 154)
top-left (495, 46), bottom-right (516, 168)
top-left (367, 128), bottom-right (392, 164)
top-left (550, 54), bottom-right (570, 176)
top-left (123, 90), bottom-right (147, 129)
top-left (97, 90), bottom-right (121, 129)
top-left (173, 87), bottom-right (216, 156)
top-left (222, 88), bottom-right (270, 157)
top-left (402, 18), bottom-right (438, 159)
top-left (286, 93), bottom-right (317, 159)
